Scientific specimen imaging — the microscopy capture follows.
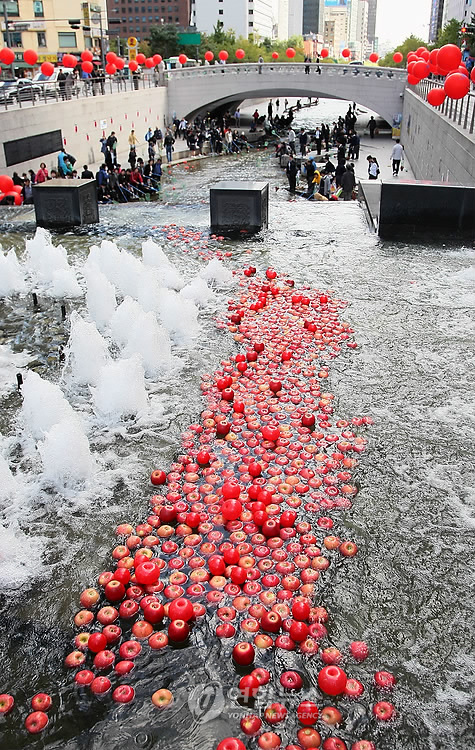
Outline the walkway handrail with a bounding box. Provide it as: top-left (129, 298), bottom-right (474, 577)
top-left (167, 62), bottom-right (408, 83)
top-left (415, 78), bottom-right (475, 138)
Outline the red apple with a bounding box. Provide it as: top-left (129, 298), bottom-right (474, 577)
top-left (88, 632), bottom-right (107, 653)
top-left (232, 641), bottom-right (255, 666)
top-left (322, 738), bottom-right (347, 750)
top-left (344, 678), bottom-right (364, 698)
top-left (0, 694), bottom-right (14, 714)
top-left (252, 667), bottom-right (271, 685)
top-left (74, 670), bottom-right (94, 685)
top-left (119, 640), bottom-right (142, 659)
top-left (241, 714), bottom-right (262, 735)
top-left (258, 732), bottom-right (281, 749)
top-left (149, 632), bottom-right (169, 649)
top-left (64, 650), bottom-right (86, 668)
top-left (351, 742), bottom-right (375, 750)
top-left (349, 641), bottom-right (369, 661)
top-left (112, 685), bottom-right (135, 703)
top-left (373, 701), bottom-right (395, 721)
top-left (97, 606), bottom-right (119, 625)
top-left (280, 671), bottom-right (303, 690)
top-left (374, 670), bottom-right (396, 689)
top-left (151, 469), bottom-right (167, 485)
top-left (239, 674), bottom-right (260, 699)
top-left (297, 700), bottom-right (319, 725)
top-left (115, 660), bottom-right (135, 675)
top-left (31, 693), bottom-right (52, 712)
top-left (264, 702), bottom-right (287, 724)
top-left (297, 728), bottom-right (322, 748)
top-left (25, 711), bottom-right (48, 734)
top-left (152, 688), bottom-right (173, 708)
top-left (90, 676), bottom-right (111, 694)
top-left (320, 706), bottom-right (342, 725)
top-left (168, 619), bottom-right (190, 642)
top-left (261, 610), bottom-right (282, 633)
top-left (318, 666), bottom-right (347, 696)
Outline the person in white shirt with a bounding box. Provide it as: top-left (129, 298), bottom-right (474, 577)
top-left (288, 127), bottom-right (296, 154)
top-left (391, 139), bottom-right (404, 176)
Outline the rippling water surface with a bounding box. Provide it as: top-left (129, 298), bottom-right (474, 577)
top-left (0, 100), bottom-right (474, 750)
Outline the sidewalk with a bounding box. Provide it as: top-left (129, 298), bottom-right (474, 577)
top-left (353, 134), bottom-right (414, 182)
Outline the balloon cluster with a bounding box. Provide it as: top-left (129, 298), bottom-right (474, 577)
top-left (0, 174), bottom-right (23, 205)
top-left (0, 47), bottom-right (165, 77)
top-left (405, 43), bottom-right (474, 105)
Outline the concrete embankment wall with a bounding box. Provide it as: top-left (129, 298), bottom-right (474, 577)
top-left (401, 89), bottom-right (475, 186)
top-left (0, 87), bottom-right (168, 176)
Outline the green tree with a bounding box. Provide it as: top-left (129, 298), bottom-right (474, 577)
top-left (436, 18), bottom-right (463, 46)
top-left (378, 34), bottom-right (427, 67)
top-left (147, 24), bottom-right (180, 58)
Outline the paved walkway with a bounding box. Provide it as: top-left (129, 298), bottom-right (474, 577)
top-left (353, 134), bottom-right (414, 182)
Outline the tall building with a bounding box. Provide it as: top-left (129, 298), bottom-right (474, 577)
top-left (366, 0), bottom-right (376, 50)
top-left (303, 0), bottom-right (324, 35)
top-left (278, 0), bottom-right (304, 37)
top-left (443, 0), bottom-right (473, 24)
top-left (429, 0), bottom-right (444, 42)
top-left (110, 0), bottom-right (191, 41)
top-left (347, 0), bottom-right (368, 60)
top-left (323, 4), bottom-right (347, 56)
top-left (1, 0), bottom-right (108, 68)
top-left (191, 0), bottom-right (278, 39)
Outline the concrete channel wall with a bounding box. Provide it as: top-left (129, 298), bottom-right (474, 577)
top-left (0, 87), bottom-right (168, 176)
top-left (401, 89), bottom-right (475, 186)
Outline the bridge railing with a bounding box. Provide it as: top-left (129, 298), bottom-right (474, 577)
top-left (167, 62), bottom-right (408, 83)
top-left (416, 78), bottom-right (475, 137)
top-left (0, 72), bottom-right (163, 112)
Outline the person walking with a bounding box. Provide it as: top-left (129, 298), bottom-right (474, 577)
top-left (369, 116), bottom-right (377, 139)
top-left (57, 70), bottom-right (67, 100)
top-left (267, 100), bottom-right (273, 121)
top-left (367, 156), bottom-right (380, 179)
top-left (258, 55), bottom-right (264, 74)
top-left (341, 164), bottom-right (356, 200)
top-left (391, 139), bottom-right (404, 176)
top-left (106, 131), bottom-right (118, 166)
top-left (304, 56), bottom-right (311, 74)
top-left (164, 130), bottom-right (175, 163)
top-left (286, 153), bottom-right (298, 193)
top-left (234, 108), bottom-right (241, 126)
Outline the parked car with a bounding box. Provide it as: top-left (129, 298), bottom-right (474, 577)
top-left (32, 68), bottom-right (79, 97)
top-left (0, 78), bottom-right (41, 104)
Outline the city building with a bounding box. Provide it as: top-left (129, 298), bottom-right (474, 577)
top-left (347, 0), bottom-right (368, 61)
top-left (429, 0), bottom-right (444, 42)
top-left (191, 0), bottom-right (296, 41)
top-left (1, 0), bottom-right (109, 68)
top-left (303, 0), bottom-right (324, 35)
top-left (110, 0), bottom-right (191, 41)
top-left (366, 0), bottom-right (376, 51)
top-left (323, 3), bottom-right (347, 57)
top-left (442, 0), bottom-right (473, 25)
top-left (277, 0), bottom-right (304, 38)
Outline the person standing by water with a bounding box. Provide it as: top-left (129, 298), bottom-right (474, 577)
top-left (299, 128), bottom-right (308, 157)
top-left (369, 116), bottom-right (377, 139)
top-left (286, 154), bottom-right (298, 193)
top-left (164, 130), bottom-right (175, 163)
top-left (288, 127), bottom-right (296, 154)
top-left (391, 139), bottom-right (404, 176)
top-left (258, 55), bottom-right (264, 74)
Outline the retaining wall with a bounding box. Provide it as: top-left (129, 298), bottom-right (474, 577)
top-left (0, 87), bottom-right (168, 176)
top-left (401, 88), bottom-right (475, 186)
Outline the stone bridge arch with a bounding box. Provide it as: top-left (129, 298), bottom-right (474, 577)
top-left (167, 63), bottom-right (407, 126)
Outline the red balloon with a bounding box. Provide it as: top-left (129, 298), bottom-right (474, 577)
top-left (116, 57), bottom-right (125, 70)
top-left (429, 48), bottom-right (439, 64)
top-left (272, 51), bottom-right (279, 59)
top-left (320, 48), bottom-right (329, 58)
top-left (81, 61), bottom-right (93, 74)
top-left (62, 54), bottom-right (77, 68)
top-left (444, 72), bottom-right (470, 100)
top-left (0, 175), bottom-right (14, 193)
top-left (420, 50), bottom-right (430, 62)
top-left (218, 50), bottom-right (228, 61)
top-left (204, 50), bottom-right (214, 62)
top-left (106, 51), bottom-right (117, 64)
top-left (456, 65), bottom-right (469, 76)
top-left (438, 44), bottom-right (462, 73)
top-left (416, 46), bottom-right (428, 56)
top-left (369, 52), bottom-right (378, 63)
top-left (407, 73), bottom-right (420, 85)
top-left (12, 185), bottom-right (22, 194)
top-left (342, 48), bottom-right (351, 58)
top-left (471, 68), bottom-right (475, 84)
top-left (81, 50), bottom-right (93, 62)
top-left (235, 48), bottom-right (245, 60)
top-left (0, 47), bottom-right (15, 65)
top-left (153, 54), bottom-right (162, 64)
top-left (286, 47), bottom-right (296, 59)
top-left (393, 52), bottom-right (403, 64)
top-left (178, 54), bottom-right (187, 65)
top-left (136, 53), bottom-right (146, 64)
top-left (427, 87), bottom-right (446, 106)
top-left (23, 49), bottom-right (38, 66)
top-left (41, 61), bottom-right (54, 76)
top-left (105, 62), bottom-right (117, 75)
top-left (413, 60), bottom-right (429, 79)
top-left (145, 57), bottom-right (154, 68)
top-left (407, 53), bottom-right (418, 63)
top-left (129, 60), bottom-right (138, 72)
